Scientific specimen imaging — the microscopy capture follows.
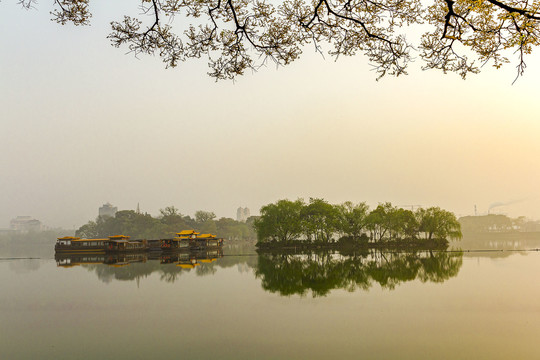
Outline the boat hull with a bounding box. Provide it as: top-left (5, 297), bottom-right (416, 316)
top-left (55, 244), bottom-right (105, 253)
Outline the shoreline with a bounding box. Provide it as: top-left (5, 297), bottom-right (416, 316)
top-left (256, 239), bottom-right (449, 252)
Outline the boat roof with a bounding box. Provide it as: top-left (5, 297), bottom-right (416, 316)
top-left (71, 238), bottom-right (108, 242)
top-left (108, 235), bottom-right (130, 239)
top-left (197, 234), bottom-right (216, 238)
top-left (176, 230), bottom-right (199, 236)
top-left (57, 236), bottom-right (80, 240)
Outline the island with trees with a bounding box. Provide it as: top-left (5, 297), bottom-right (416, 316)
top-left (253, 198), bottom-right (462, 250)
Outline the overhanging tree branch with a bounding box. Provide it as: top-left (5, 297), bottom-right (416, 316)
top-left (16, 0), bottom-right (540, 80)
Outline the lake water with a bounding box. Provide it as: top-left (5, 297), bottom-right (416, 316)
top-left (2, 237), bottom-right (540, 359)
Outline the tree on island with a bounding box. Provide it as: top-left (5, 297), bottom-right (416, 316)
top-left (417, 207), bottom-right (462, 240)
top-left (365, 202), bottom-right (395, 242)
top-left (300, 198), bottom-right (339, 243)
top-left (253, 199), bottom-right (304, 242)
top-left (335, 201), bottom-right (370, 241)
top-left (391, 208), bottom-right (419, 241)
top-left (14, 0), bottom-right (540, 80)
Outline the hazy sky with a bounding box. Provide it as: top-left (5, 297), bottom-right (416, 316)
top-left (2, 1), bottom-right (540, 228)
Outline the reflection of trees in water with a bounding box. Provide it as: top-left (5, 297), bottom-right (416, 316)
top-left (85, 261), bottom-right (214, 284)
top-left (86, 262), bottom-right (157, 284)
top-left (159, 264), bottom-right (186, 283)
top-left (221, 243), bottom-right (258, 271)
top-left (255, 250), bottom-right (463, 297)
top-left (215, 255), bottom-right (258, 272)
top-left (196, 263), bottom-right (217, 276)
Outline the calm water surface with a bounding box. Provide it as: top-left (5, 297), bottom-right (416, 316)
top-left (1, 241), bottom-right (540, 359)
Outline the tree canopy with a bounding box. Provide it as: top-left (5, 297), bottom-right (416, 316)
top-left (15, 0), bottom-right (540, 80)
top-left (253, 199), bottom-right (304, 242)
top-left (75, 206), bottom-right (256, 241)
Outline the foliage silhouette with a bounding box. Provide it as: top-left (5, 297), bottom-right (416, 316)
top-left (15, 0), bottom-right (540, 79)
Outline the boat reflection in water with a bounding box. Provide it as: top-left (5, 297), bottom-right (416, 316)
top-left (55, 248), bottom-right (224, 282)
top-left (55, 252), bottom-right (149, 268)
top-left (255, 249), bottom-right (464, 297)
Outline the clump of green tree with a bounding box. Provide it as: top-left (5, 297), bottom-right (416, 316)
top-left (254, 198), bottom-right (462, 246)
top-left (75, 206), bottom-right (256, 242)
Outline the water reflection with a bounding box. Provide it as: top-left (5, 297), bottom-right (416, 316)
top-left (53, 247), bottom-right (464, 295)
top-left (255, 250), bottom-right (463, 297)
top-left (4, 243), bottom-right (540, 360)
top-left (460, 233), bottom-right (540, 251)
top-left (55, 249), bottom-right (226, 283)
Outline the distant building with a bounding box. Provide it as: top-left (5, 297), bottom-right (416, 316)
top-left (10, 216), bottom-right (42, 232)
top-left (99, 203), bottom-right (117, 218)
top-left (236, 207), bottom-right (250, 222)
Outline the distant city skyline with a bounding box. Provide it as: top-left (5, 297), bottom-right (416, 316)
top-left (237, 207), bottom-right (251, 222)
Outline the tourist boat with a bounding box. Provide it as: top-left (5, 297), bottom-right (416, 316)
top-left (191, 233), bottom-right (224, 250)
top-left (56, 231), bottom-right (223, 254)
top-left (55, 249), bottom-right (222, 268)
top-left (160, 230), bottom-right (198, 251)
top-left (106, 235), bottom-right (147, 253)
top-left (55, 236), bottom-right (107, 253)
top-left (55, 235), bottom-right (147, 253)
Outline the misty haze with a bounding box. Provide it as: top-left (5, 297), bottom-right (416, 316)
top-left (2, 0), bottom-right (540, 359)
